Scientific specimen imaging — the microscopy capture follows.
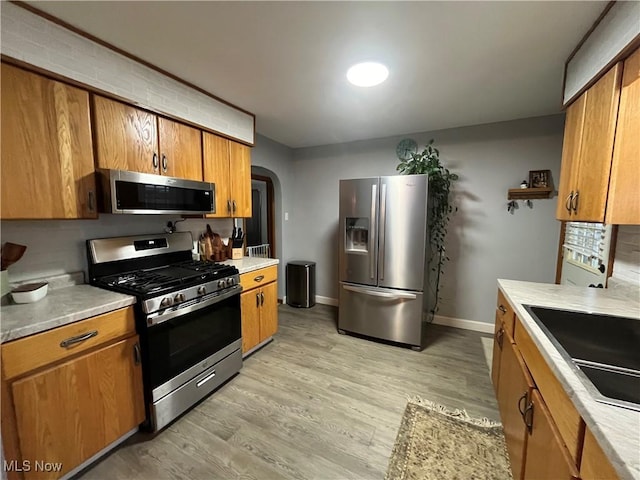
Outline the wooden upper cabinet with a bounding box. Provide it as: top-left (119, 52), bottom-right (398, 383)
top-left (203, 132), bottom-right (252, 218)
top-left (229, 141), bottom-right (252, 217)
top-left (1, 63), bottom-right (97, 219)
top-left (606, 47), bottom-right (640, 225)
top-left (556, 93), bottom-right (586, 221)
top-left (158, 117), bottom-right (203, 180)
top-left (92, 95), bottom-right (159, 175)
top-left (523, 389), bottom-right (580, 480)
top-left (11, 336), bottom-right (145, 480)
top-left (203, 132), bottom-right (231, 217)
top-left (556, 62), bottom-right (623, 222)
top-left (574, 63), bottom-right (622, 221)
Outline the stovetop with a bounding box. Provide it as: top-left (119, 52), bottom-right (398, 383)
top-left (94, 260), bottom-right (238, 298)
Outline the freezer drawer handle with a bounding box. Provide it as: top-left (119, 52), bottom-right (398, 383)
top-left (342, 284), bottom-right (417, 300)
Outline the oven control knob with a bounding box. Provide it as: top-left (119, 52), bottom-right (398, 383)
top-left (218, 280), bottom-right (226, 289)
top-left (160, 297), bottom-right (173, 308)
top-left (174, 293), bottom-right (186, 303)
top-left (226, 277), bottom-right (234, 287)
top-left (197, 286), bottom-right (207, 296)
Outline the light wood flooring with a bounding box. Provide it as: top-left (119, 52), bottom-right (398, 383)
top-left (78, 304), bottom-right (499, 479)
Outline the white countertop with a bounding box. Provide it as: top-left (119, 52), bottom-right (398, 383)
top-left (1, 285), bottom-right (136, 343)
top-left (220, 256), bottom-right (279, 274)
top-left (498, 279), bottom-right (640, 480)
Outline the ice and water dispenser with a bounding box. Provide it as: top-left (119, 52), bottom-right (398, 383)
top-left (345, 217), bottom-right (369, 253)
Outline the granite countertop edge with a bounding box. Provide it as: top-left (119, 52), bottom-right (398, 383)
top-left (497, 279), bottom-right (640, 480)
top-left (220, 257), bottom-right (280, 274)
top-left (1, 285), bottom-right (136, 344)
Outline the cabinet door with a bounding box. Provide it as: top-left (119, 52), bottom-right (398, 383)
top-left (497, 334), bottom-right (534, 480)
top-left (158, 117), bottom-right (203, 180)
top-left (229, 141), bottom-right (252, 217)
top-left (93, 95), bottom-right (159, 174)
top-left (1, 63), bottom-right (96, 219)
top-left (580, 428), bottom-right (620, 480)
top-left (241, 289), bottom-right (261, 353)
top-left (556, 93), bottom-right (586, 221)
top-left (606, 48), bottom-right (640, 225)
top-left (523, 389), bottom-right (579, 480)
top-left (573, 63), bottom-right (622, 221)
top-left (491, 316), bottom-right (504, 393)
top-left (260, 282), bottom-right (279, 340)
top-left (203, 132), bottom-right (231, 217)
top-left (11, 336), bottom-right (145, 480)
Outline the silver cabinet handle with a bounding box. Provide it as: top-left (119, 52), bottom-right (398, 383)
top-left (498, 305), bottom-right (507, 314)
top-left (379, 183), bottom-right (387, 281)
top-left (232, 200), bottom-right (237, 213)
top-left (227, 200), bottom-right (232, 215)
top-left (495, 327), bottom-right (504, 349)
top-left (571, 190), bottom-right (579, 213)
top-left (152, 153), bottom-right (159, 170)
top-left (342, 284), bottom-right (416, 300)
top-left (254, 275), bottom-right (265, 282)
top-left (88, 191), bottom-right (95, 212)
top-left (196, 370), bottom-right (216, 388)
top-left (256, 293), bottom-right (260, 308)
top-left (565, 192), bottom-right (573, 213)
top-left (370, 183), bottom-right (377, 279)
top-left (60, 330), bottom-right (98, 348)
top-left (161, 154), bottom-right (168, 172)
top-left (133, 342), bottom-right (141, 365)
top-left (261, 292), bottom-right (265, 306)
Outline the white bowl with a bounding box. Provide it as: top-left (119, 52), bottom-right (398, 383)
top-left (11, 282), bottom-right (48, 303)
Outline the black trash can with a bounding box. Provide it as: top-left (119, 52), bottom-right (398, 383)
top-left (286, 261), bottom-right (316, 308)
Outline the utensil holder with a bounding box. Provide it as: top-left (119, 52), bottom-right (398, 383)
top-left (232, 248), bottom-right (243, 260)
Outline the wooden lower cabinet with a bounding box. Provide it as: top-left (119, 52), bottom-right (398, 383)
top-left (523, 390), bottom-right (580, 480)
top-left (1, 308), bottom-right (145, 480)
top-left (496, 333), bottom-right (533, 480)
top-left (240, 271), bottom-right (278, 354)
top-left (12, 337), bottom-right (145, 479)
top-left (580, 428), bottom-right (619, 480)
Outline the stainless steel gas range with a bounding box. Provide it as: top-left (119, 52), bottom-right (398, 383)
top-left (87, 232), bottom-right (242, 431)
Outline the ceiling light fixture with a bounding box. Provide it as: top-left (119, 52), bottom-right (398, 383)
top-left (346, 62), bottom-right (389, 87)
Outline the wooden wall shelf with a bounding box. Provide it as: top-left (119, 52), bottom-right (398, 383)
top-left (508, 187), bottom-right (553, 200)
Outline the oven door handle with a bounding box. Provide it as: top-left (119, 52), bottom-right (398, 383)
top-left (146, 284), bottom-right (243, 327)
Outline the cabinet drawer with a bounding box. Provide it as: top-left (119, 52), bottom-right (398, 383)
top-left (514, 317), bottom-right (584, 465)
top-left (2, 306), bottom-right (135, 380)
top-left (497, 288), bottom-right (515, 337)
top-left (240, 265), bottom-right (278, 292)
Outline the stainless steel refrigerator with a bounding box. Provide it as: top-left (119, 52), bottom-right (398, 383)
top-left (338, 175), bottom-right (431, 350)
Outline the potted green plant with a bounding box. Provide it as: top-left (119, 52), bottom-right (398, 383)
top-left (396, 139), bottom-right (458, 315)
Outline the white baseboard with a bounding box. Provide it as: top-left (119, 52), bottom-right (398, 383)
top-left (315, 295), bottom-right (339, 307)
top-left (432, 315), bottom-right (494, 334)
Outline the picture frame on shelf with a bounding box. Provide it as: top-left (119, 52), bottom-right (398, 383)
top-left (529, 169), bottom-right (551, 188)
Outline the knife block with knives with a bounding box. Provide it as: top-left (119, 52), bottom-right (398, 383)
top-left (231, 226), bottom-right (244, 259)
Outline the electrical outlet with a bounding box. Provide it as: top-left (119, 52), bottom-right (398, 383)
top-left (285, 212), bottom-right (289, 221)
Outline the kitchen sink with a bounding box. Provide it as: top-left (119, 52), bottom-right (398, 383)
top-left (524, 305), bottom-right (640, 412)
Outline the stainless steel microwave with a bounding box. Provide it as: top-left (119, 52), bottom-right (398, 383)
top-left (97, 169), bottom-right (215, 215)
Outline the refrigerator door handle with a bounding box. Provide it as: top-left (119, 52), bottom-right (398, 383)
top-left (342, 284), bottom-right (417, 300)
top-left (378, 183), bottom-right (387, 281)
top-left (370, 183), bottom-right (377, 280)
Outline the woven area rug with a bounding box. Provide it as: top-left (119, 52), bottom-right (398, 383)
top-left (385, 398), bottom-right (512, 480)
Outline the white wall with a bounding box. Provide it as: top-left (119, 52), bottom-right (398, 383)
top-left (289, 115), bottom-right (564, 324)
top-left (251, 134), bottom-right (296, 298)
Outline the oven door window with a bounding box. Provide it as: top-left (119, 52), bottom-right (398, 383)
top-left (146, 294), bottom-right (240, 389)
